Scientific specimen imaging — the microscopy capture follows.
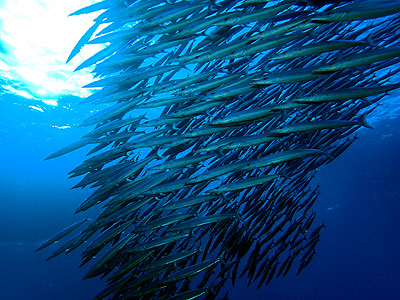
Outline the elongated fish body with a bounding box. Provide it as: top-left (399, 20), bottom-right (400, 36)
top-left (95, 130), bottom-right (143, 143)
top-left (270, 40), bottom-right (367, 60)
top-left (151, 154), bottom-right (215, 171)
top-left (216, 2), bottom-right (292, 26)
top-left (253, 68), bottom-right (324, 86)
top-left (107, 250), bottom-right (155, 283)
top-left (192, 40), bottom-right (251, 63)
top-left (167, 214), bottom-right (234, 232)
top-left (159, 71), bottom-right (219, 94)
top-left (75, 42), bottom-right (122, 71)
top-left (79, 97), bottom-right (144, 127)
top-left (45, 138), bottom-right (91, 160)
top-left (183, 126), bottom-right (230, 138)
top-left (134, 213), bottom-right (195, 232)
top-left (84, 65), bottom-right (177, 88)
top-left (114, 169), bottom-right (180, 200)
top-left (175, 74), bottom-right (241, 96)
top-left (165, 289), bottom-right (208, 300)
top-left (157, 195), bottom-right (218, 212)
top-left (84, 233), bottom-right (136, 279)
top-left (194, 139), bottom-right (233, 153)
top-left (292, 83), bottom-right (400, 103)
top-left (168, 100), bottom-right (225, 118)
top-left (163, 258), bottom-right (221, 283)
top-left (144, 179), bottom-right (191, 195)
top-left (225, 34), bottom-right (306, 60)
top-left (141, 249), bottom-right (198, 271)
top-left (35, 218), bottom-right (87, 252)
top-left (189, 162), bottom-right (249, 184)
top-left (139, 4), bottom-right (208, 29)
top-left (82, 115), bottom-right (144, 138)
top-left (311, 2), bottom-right (400, 23)
top-left (137, 96), bottom-right (197, 108)
top-left (209, 106), bottom-right (277, 126)
top-left (248, 17), bottom-right (308, 41)
top-left (206, 174), bottom-right (280, 194)
top-left (139, 117), bottom-right (182, 128)
top-left (241, 149), bottom-right (333, 171)
top-left (313, 48), bottom-right (400, 74)
top-left (218, 134), bottom-right (280, 150)
top-left (266, 118), bottom-right (371, 136)
top-left (130, 233), bottom-right (190, 252)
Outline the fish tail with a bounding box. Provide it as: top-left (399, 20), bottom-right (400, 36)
top-left (278, 169), bottom-right (290, 180)
top-left (209, 0), bottom-right (221, 11)
top-left (358, 112), bottom-right (374, 129)
top-left (234, 209), bottom-right (243, 222)
top-left (366, 33), bottom-right (378, 48)
top-left (317, 149), bottom-right (335, 160)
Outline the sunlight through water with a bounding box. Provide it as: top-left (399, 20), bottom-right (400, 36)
top-left (0, 0), bottom-right (102, 105)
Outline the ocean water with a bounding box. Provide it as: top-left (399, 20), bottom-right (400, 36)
top-left (1, 1), bottom-right (400, 299)
top-left (0, 91), bottom-right (399, 300)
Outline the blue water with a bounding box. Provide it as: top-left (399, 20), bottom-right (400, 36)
top-left (0, 91), bottom-right (399, 300)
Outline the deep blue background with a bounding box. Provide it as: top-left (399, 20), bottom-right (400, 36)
top-left (0, 92), bottom-right (399, 300)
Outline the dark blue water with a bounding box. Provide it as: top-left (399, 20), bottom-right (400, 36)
top-left (0, 92), bottom-right (399, 300)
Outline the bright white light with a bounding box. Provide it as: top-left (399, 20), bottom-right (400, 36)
top-left (52, 125), bottom-right (71, 129)
top-left (29, 105), bottom-right (44, 113)
top-left (0, 0), bottom-right (103, 105)
top-left (6, 85), bottom-right (36, 99)
top-left (42, 99), bottom-right (58, 106)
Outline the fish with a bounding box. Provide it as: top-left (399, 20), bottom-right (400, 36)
top-left (313, 48), bottom-right (400, 74)
top-left (35, 218), bottom-right (87, 252)
top-left (207, 106), bottom-right (277, 126)
top-left (311, 1), bottom-right (400, 23)
top-left (167, 214), bottom-right (235, 232)
top-left (130, 233), bottom-right (190, 253)
top-left (265, 116), bottom-right (373, 136)
top-left (139, 249), bottom-right (198, 271)
top-left (134, 213), bottom-right (195, 232)
top-left (205, 174), bottom-right (281, 194)
top-left (45, 138), bottom-right (92, 160)
top-left (165, 288), bottom-right (208, 300)
top-left (156, 195), bottom-right (219, 212)
top-left (83, 233), bottom-right (136, 279)
top-left (292, 83), bottom-right (400, 103)
top-left (40, 0), bottom-right (400, 299)
top-left (162, 258), bottom-right (221, 283)
top-left (270, 40), bottom-right (368, 61)
top-left (150, 153), bottom-right (215, 171)
top-left (107, 250), bottom-right (155, 283)
top-left (252, 68), bottom-right (325, 86)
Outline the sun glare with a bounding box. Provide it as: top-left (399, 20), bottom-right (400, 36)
top-left (0, 0), bottom-right (103, 104)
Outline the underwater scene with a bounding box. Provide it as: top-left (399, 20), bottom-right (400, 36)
top-left (0, 0), bottom-right (399, 299)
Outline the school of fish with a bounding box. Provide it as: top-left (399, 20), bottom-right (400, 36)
top-left (38, 0), bottom-right (400, 299)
